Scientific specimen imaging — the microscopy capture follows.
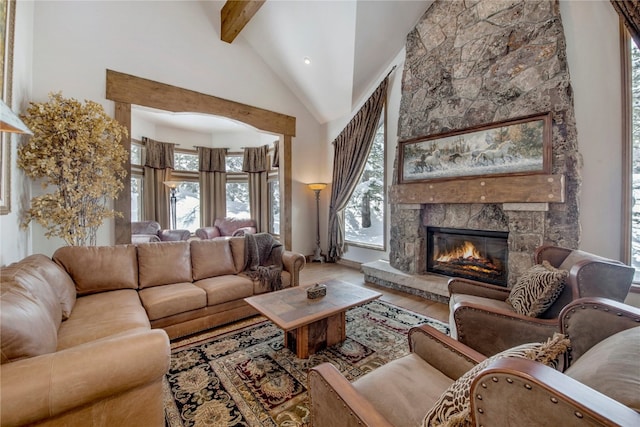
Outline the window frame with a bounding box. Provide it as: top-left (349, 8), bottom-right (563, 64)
top-left (343, 102), bottom-right (387, 251)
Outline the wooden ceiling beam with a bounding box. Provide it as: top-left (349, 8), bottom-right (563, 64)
top-left (220, 0), bottom-right (266, 44)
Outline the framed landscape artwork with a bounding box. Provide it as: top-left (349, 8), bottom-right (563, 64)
top-left (1, 0), bottom-right (15, 214)
top-left (398, 113), bottom-right (552, 184)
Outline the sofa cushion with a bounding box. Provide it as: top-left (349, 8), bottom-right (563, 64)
top-left (138, 283), bottom-right (207, 320)
top-left (137, 241), bottom-right (191, 288)
top-left (0, 282), bottom-right (59, 364)
top-left (53, 245), bottom-right (138, 295)
top-left (20, 254), bottom-right (76, 320)
top-left (354, 353), bottom-right (454, 427)
top-left (193, 275), bottom-right (254, 306)
top-left (507, 261), bottom-right (567, 317)
top-left (56, 289), bottom-right (150, 350)
top-left (190, 239), bottom-right (236, 280)
top-left (564, 326), bottom-right (640, 411)
top-left (423, 333), bottom-right (570, 427)
top-left (228, 237), bottom-right (246, 273)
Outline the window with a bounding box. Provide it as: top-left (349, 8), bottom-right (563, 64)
top-left (630, 38), bottom-right (640, 279)
top-left (173, 151), bottom-right (198, 171)
top-left (269, 176), bottom-right (280, 235)
top-left (344, 106), bottom-right (386, 248)
top-left (226, 155), bottom-right (243, 172)
top-left (131, 175), bottom-right (143, 222)
top-left (226, 181), bottom-right (250, 219)
top-left (174, 181), bottom-right (200, 232)
top-left (131, 141), bottom-right (144, 221)
top-left (170, 149), bottom-right (199, 232)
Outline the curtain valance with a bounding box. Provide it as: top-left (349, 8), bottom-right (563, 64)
top-left (198, 147), bottom-right (227, 172)
top-left (242, 145), bottom-right (269, 173)
top-left (142, 137), bottom-right (175, 169)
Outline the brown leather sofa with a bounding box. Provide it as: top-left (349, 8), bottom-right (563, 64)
top-left (1, 237), bottom-right (305, 426)
top-left (195, 217), bottom-right (257, 240)
top-left (448, 245), bottom-right (634, 356)
top-left (309, 297), bottom-right (640, 427)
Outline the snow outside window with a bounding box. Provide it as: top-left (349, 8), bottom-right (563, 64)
top-left (344, 109), bottom-right (385, 248)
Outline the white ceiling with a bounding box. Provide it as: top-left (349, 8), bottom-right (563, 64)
top-left (133, 0), bottom-right (433, 134)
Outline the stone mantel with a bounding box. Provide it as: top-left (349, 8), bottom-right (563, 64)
top-left (389, 174), bottom-right (564, 205)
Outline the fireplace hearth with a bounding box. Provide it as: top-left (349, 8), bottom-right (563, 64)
top-left (427, 227), bottom-right (509, 287)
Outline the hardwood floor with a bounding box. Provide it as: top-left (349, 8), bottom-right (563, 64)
top-left (299, 261), bottom-right (450, 324)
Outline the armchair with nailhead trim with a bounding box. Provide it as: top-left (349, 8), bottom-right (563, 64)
top-left (308, 297), bottom-right (640, 427)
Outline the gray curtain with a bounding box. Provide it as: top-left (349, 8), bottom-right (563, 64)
top-left (198, 147), bottom-right (227, 226)
top-left (327, 77), bottom-right (388, 262)
top-left (142, 137), bottom-right (175, 229)
top-left (243, 145), bottom-right (269, 232)
top-left (611, 0), bottom-right (640, 48)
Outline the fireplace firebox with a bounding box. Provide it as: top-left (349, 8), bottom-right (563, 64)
top-left (427, 227), bottom-right (509, 287)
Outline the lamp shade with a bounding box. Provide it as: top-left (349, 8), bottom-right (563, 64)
top-left (308, 183), bottom-right (327, 191)
top-left (0, 99), bottom-right (32, 134)
top-left (163, 180), bottom-right (181, 189)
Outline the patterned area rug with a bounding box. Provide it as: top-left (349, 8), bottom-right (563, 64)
top-left (164, 300), bottom-right (449, 427)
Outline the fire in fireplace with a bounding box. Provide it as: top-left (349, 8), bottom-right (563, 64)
top-left (427, 227), bottom-right (509, 286)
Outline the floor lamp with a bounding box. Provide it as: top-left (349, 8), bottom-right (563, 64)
top-left (163, 181), bottom-right (180, 229)
top-left (308, 183), bottom-right (327, 263)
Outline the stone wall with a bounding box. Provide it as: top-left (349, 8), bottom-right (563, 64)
top-left (390, 0), bottom-right (581, 286)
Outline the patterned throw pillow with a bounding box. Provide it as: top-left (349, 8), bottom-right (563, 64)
top-left (423, 333), bottom-right (571, 427)
top-left (506, 261), bottom-right (568, 317)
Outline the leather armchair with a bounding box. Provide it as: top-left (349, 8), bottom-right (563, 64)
top-left (309, 298), bottom-right (640, 427)
top-left (448, 245), bottom-right (634, 356)
top-left (131, 220), bottom-right (190, 243)
top-left (195, 217), bottom-right (257, 240)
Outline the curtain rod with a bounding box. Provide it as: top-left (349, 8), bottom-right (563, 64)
top-left (384, 65), bottom-right (397, 80)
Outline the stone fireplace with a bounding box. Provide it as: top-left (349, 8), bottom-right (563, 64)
top-left (363, 0), bottom-right (581, 301)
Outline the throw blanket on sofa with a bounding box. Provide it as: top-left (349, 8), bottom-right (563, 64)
top-left (244, 233), bottom-right (283, 292)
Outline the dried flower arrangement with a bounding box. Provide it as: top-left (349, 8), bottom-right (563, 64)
top-left (18, 92), bottom-right (128, 246)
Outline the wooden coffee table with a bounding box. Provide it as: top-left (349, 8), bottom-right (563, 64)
top-left (244, 279), bottom-right (382, 358)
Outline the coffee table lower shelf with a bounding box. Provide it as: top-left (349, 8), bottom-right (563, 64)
top-left (284, 311), bottom-right (345, 358)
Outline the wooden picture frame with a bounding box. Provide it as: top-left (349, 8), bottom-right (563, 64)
top-left (398, 113), bottom-right (552, 184)
top-left (0, 0), bottom-right (15, 215)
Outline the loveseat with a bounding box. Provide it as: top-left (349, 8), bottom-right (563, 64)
top-left (195, 217), bottom-right (257, 240)
top-left (0, 237), bottom-right (305, 426)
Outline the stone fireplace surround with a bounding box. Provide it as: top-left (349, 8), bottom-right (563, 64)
top-left (363, 0), bottom-right (581, 302)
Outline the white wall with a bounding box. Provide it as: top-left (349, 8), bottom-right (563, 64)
top-left (560, 0), bottom-right (623, 259)
top-left (0, 0), bottom-right (34, 266)
top-left (23, 0), bottom-right (321, 257)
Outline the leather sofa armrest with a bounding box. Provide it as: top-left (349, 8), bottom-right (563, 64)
top-left (408, 324), bottom-right (485, 380)
top-left (231, 226), bottom-right (257, 237)
top-left (282, 250), bottom-right (306, 287)
top-left (309, 363), bottom-right (394, 427)
top-left (448, 278), bottom-right (510, 300)
top-left (0, 329), bottom-right (170, 427)
top-left (195, 226), bottom-right (221, 240)
top-left (560, 297), bottom-right (640, 362)
top-left (452, 301), bottom-right (558, 356)
top-left (470, 358), bottom-right (640, 427)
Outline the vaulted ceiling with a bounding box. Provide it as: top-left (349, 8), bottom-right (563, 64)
top-left (233, 0), bottom-right (433, 124)
top-left (134, 1), bottom-right (433, 134)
